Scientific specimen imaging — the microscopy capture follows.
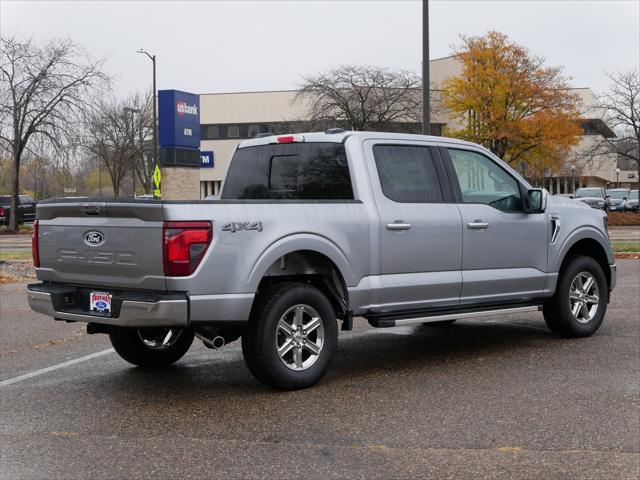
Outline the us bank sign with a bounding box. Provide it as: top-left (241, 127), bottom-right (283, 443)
top-left (158, 89), bottom-right (201, 149)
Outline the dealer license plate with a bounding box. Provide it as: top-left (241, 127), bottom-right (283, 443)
top-left (90, 291), bottom-right (112, 313)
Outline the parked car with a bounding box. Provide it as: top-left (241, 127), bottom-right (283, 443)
top-left (625, 190), bottom-right (639, 212)
top-left (28, 131), bottom-right (616, 390)
top-left (606, 188), bottom-right (630, 212)
top-left (0, 194), bottom-right (37, 226)
top-left (574, 187), bottom-right (609, 211)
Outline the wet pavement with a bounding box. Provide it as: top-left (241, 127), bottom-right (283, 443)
top-left (1, 261), bottom-right (639, 479)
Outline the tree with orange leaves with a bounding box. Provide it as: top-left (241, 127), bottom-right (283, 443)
top-left (441, 31), bottom-right (583, 178)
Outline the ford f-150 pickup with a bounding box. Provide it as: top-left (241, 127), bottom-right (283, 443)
top-left (27, 131), bottom-right (616, 389)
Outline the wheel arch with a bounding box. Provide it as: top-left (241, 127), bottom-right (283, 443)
top-left (247, 235), bottom-right (355, 318)
top-left (556, 234), bottom-right (612, 292)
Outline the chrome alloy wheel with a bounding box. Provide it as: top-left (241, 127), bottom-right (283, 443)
top-left (137, 328), bottom-right (183, 350)
top-left (276, 304), bottom-right (325, 371)
top-left (568, 271), bottom-right (600, 324)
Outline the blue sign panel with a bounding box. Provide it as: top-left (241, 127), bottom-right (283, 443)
top-left (200, 151), bottom-right (214, 168)
top-left (158, 90), bottom-right (200, 149)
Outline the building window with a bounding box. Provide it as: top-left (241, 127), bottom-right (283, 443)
top-left (228, 125), bottom-right (240, 138)
top-left (248, 124), bottom-right (260, 137)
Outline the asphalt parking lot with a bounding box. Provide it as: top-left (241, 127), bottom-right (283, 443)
top-left (1, 261), bottom-right (639, 479)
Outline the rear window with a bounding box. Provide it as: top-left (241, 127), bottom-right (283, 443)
top-left (221, 143), bottom-right (354, 200)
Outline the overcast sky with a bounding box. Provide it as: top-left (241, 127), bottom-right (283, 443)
top-left (1, 0), bottom-right (638, 97)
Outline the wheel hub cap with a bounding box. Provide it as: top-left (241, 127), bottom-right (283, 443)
top-left (276, 304), bottom-right (325, 371)
top-left (569, 271), bottom-right (600, 324)
top-left (137, 328), bottom-right (182, 350)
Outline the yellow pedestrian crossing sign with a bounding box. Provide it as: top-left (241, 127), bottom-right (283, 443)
top-left (153, 164), bottom-right (161, 198)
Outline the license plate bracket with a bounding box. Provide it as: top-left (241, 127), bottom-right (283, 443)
top-left (90, 291), bottom-right (112, 313)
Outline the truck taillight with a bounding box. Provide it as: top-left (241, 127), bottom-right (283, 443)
top-left (163, 221), bottom-right (212, 277)
top-left (32, 219), bottom-right (40, 267)
top-left (0, 207), bottom-right (5, 216)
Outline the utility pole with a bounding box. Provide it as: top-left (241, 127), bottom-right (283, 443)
top-left (137, 49), bottom-right (157, 167)
top-left (422, 0), bottom-right (431, 135)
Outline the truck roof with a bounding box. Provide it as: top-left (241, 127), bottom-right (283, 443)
top-left (237, 131), bottom-right (480, 149)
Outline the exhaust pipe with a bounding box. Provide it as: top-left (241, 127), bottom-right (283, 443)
top-left (196, 332), bottom-right (226, 349)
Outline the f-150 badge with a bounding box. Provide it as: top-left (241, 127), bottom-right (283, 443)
top-left (222, 222), bottom-right (263, 233)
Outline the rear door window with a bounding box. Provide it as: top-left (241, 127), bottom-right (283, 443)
top-left (222, 143), bottom-right (353, 200)
top-left (373, 145), bottom-right (444, 203)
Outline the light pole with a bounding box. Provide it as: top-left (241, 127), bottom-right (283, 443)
top-left (124, 107), bottom-right (141, 197)
top-left (137, 49), bottom-right (157, 168)
top-left (421, 0), bottom-right (430, 135)
top-left (616, 167), bottom-right (620, 188)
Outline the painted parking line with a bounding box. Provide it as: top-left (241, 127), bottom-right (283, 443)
top-left (0, 348), bottom-right (115, 387)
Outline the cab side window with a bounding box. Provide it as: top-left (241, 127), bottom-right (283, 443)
top-left (448, 148), bottom-right (523, 212)
top-left (373, 145), bottom-right (443, 203)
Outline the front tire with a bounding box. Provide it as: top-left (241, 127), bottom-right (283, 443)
top-left (242, 282), bottom-right (338, 390)
top-left (109, 327), bottom-right (194, 367)
top-left (543, 256), bottom-right (608, 338)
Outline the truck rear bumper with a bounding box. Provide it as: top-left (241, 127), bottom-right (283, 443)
top-left (27, 283), bottom-right (188, 327)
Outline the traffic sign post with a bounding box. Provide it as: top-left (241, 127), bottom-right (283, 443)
top-left (153, 164), bottom-right (162, 198)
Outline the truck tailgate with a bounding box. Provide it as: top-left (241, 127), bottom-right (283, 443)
top-left (36, 201), bottom-right (166, 291)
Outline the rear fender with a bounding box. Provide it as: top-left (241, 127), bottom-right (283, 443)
top-left (246, 234), bottom-right (356, 292)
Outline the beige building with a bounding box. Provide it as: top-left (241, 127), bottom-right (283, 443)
top-left (197, 56), bottom-right (634, 198)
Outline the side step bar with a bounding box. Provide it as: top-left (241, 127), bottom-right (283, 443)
top-left (367, 305), bottom-right (542, 328)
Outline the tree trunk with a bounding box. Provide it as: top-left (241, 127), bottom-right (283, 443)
top-left (8, 152), bottom-right (20, 232)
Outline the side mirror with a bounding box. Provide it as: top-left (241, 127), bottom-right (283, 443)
top-left (527, 189), bottom-right (546, 213)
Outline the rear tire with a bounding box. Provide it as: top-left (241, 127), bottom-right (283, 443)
top-left (242, 282), bottom-right (338, 390)
top-left (543, 256), bottom-right (608, 338)
top-left (109, 327), bottom-right (194, 367)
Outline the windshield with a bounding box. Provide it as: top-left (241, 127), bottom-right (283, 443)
top-left (607, 190), bottom-right (628, 199)
top-left (575, 188), bottom-right (603, 198)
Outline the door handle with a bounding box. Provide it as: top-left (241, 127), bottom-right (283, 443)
top-left (386, 222), bottom-right (412, 231)
top-left (467, 221), bottom-right (489, 230)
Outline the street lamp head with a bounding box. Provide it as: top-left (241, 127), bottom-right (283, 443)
top-left (570, 164), bottom-right (575, 172)
top-left (616, 167), bottom-right (621, 173)
top-left (137, 49), bottom-right (155, 61)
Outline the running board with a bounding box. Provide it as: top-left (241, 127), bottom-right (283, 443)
top-left (367, 305), bottom-right (542, 328)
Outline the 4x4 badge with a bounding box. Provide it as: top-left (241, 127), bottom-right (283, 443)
top-left (222, 222), bottom-right (263, 233)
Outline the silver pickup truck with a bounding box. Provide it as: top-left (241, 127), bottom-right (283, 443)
top-left (27, 131), bottom-right (616, 390)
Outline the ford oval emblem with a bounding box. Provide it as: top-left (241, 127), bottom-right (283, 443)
top-left (84, 231), bottom-right (105, 246)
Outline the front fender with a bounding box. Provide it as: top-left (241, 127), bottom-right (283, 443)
top-left (246, 233), bottom-right (357, 291)
top-left (551, 225), bottom-right (613, 272)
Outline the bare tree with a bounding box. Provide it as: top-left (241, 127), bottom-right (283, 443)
top-left (583, 70), bottom-right (639, 183)
top-left (82, 95), bottom-right (145, 197)
top-left (128, 92), bottom-right (155, 195)
top-left (295, 65), bottom-right (426, 131)
top-left (0, 36), bottom-right (109, 230)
